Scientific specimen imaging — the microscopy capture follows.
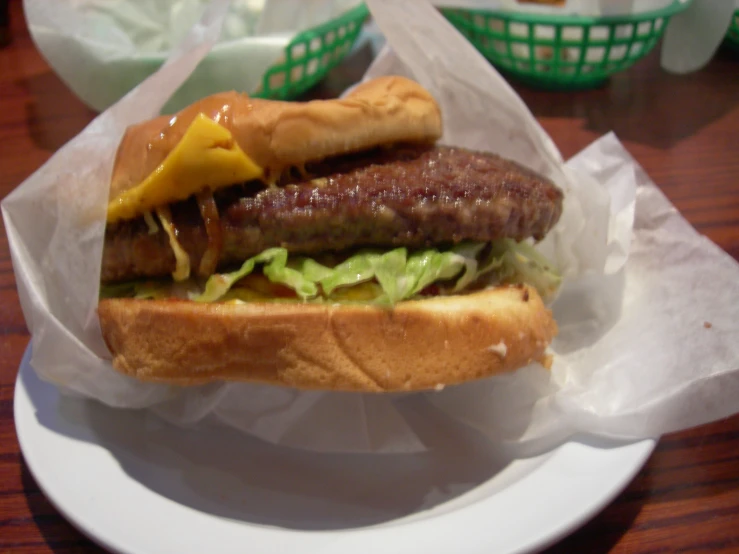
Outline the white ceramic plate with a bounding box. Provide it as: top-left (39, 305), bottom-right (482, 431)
top-left (14, 346), bottom-right (655, 554)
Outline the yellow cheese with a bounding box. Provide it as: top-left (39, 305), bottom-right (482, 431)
top-left (329, 282), bottom-right (383, 302)
top-left (221, 277), bottom-right (383, 303)
top-left (107, 114), bottom-right (263, 223)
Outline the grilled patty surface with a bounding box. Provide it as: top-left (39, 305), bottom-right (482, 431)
top-left (102, 145), bottom-right (563, 283)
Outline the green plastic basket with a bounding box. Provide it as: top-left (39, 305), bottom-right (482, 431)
top-left (724, 9), bottom-right (739, 52)
top-left (442, 1), bottom-right (691, 90)
top-left (254, 3), bottom-right (369, 99)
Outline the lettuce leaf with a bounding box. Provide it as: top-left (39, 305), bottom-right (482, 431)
top-left (372, 248), bottom-right (410, 304)
top-left (494, 239), bottom-right (562, 301)
top-left (104, 240), bottom-right (562, 305)
top-left (313, 252), bottom-right (381, 296)
top-left (197, 248), bottom-right (284, 302)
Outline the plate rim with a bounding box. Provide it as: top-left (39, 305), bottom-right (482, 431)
top-left (14, 348), bottom-right (656, 554)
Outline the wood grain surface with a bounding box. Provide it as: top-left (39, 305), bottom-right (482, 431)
top-left (1, 1), bottom-right (738, 552)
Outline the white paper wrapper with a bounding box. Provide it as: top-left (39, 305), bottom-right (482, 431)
top-left (5, 0), bottom-right (739, 455)
top-left (23, 0), bottom-right (361, 112)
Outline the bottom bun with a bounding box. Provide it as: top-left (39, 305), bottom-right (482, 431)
top-left (97, 284), bottom-right (557, 392)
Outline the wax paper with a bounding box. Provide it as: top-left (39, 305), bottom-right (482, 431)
top-left (4, 0), bottom-right (739, 454)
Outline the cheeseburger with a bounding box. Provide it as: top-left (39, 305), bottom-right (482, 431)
top-left (99, 76), bottom-right (563, 392)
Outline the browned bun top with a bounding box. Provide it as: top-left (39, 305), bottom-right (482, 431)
top-left (110, 76), bottom-right (443, 199)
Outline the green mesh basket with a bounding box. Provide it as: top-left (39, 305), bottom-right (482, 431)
top-left (724, 9), bottom-right (739, 52)
top-left (254, 3), bottom-right (369, 99)
top-left (442, 1), bottom-right (691, 90)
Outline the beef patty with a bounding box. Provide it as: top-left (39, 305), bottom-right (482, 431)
top-left (101, 145), bottom-right (563, 283)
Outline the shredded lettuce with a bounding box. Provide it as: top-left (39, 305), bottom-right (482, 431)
top-left (373, 248), bottom-right (410, 304)
top-left (493, 239), bottom-right (562, 301)
top-left (196, 247), bottom-right (317, 302)
top-left (100, 279), bottom-right (199, 300)
top-left (312, 251), bottom-right (381, 296)
top-left (101, 240), bottom-right (562, 305)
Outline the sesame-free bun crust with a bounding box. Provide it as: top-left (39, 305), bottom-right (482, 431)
top-left (110, 76), bottom-right (443, 200)
top-left (97, 285), bottom-right (557, 392)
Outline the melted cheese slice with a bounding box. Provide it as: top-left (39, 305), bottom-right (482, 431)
top-left (107, 113), bottom-right (263, 223)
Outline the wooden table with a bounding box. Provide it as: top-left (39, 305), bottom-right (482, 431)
top-left (1, 2), bottom-right (738, 552)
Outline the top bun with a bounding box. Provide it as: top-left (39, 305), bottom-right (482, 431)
top-left (109, 76), bottom-right (443, 200)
